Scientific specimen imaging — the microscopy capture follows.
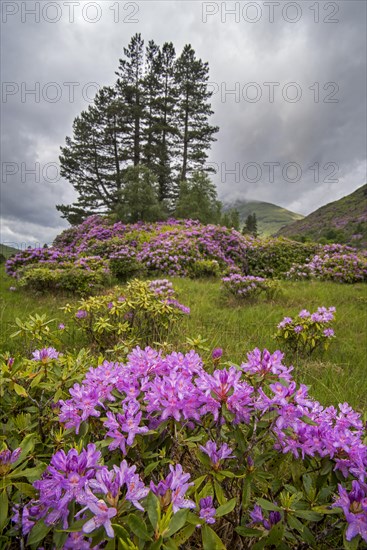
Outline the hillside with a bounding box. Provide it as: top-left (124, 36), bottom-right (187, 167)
top-left (225, 200), bottom-right (304, 236)
top-left (275, 184), bottom-right (367, 247)
top-left (0, 244), bottom-right (19, 259)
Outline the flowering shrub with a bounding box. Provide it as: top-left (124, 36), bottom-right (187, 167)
top-left (245, 238), bottom-right (317, 278)
top-left (109, 247), bottom-right (145, 281)
top-left (6, 217), bottom-right (366, 291)
top-left (62, 279), bottom-right (190, 352)
top-left (17, 257), bottom-right (111, 295)
top-left (2, 346), bottom-right (366, 549)
top-left (222, 274), bottom-right (280, 300)
top-left (287, 245), bottom-right (367, 283)
top-left (274, 307), bottom-right (336, 356)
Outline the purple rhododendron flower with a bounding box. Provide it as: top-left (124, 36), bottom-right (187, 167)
top-left (199, 441), bottom-right (234, 469)
top-left (32, 347), bottom-right (59, 362)
top-left (0, 447), bottom-right (21, 467)
top-left (76, 309), bottom-right (88, 319)
top-left (323, 328), bottom-right (335, 338)
top-left (212, 348), bottom-right (223, 360)
top-left (249, 505), bottom-right (281, 530)
top-left (82, 500), bottom-right (117, 538)
top-left (332, 481), bottom-right (367, 542)
top-left (150, 464), bottom-right (195, 513)
top-left (277, 317), bottom-right (292, 329)
top-left (199, 496), bottom-right (216, 524)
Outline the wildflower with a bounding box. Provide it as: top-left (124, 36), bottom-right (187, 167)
top-left (32, 347), bottom-right (59, 362)
top-left (199, 496), bottom-right (216, 524)
top-left (249, 505), bottom-right (281, 530)
top-left (294, 325), bottom-right (303, 333)
top-left (82, 499), bottom-right (117, 538)
top-left (332, 481), bottom-right (367, 542)
top-left (150, 464), bottom-right (195, 513)
top-left (58, 323), bottom-right (65, 330)
top-left (323, 328), bottom-right (335, 338)
top-left (12, 504), bottom-right (34, 536)
top-left (76, 309), bottom-right (88, 319)
top-left (199, 441), bottom-right (234, 469)
top-left (277, 317), bottom-right (292, 329)
top-left (0, 448), bottom-right (21, 475)
top-left (103, 404), bottom-right (149, 454)
top-left (9, 286), bottom-right (17, 291)
top-left (33, 444), bottom-right (101, 529)
top-left (212, 348), bottom-right (223, 361)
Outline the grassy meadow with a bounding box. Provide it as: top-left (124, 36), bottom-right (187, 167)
top-left (1, 267), bottom-right (366, 411)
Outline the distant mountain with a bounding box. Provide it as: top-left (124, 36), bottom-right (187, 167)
top-left (275, 184), bottom-right (367, 247)
top-left (224, 200), bottom-right (304, 236)
top-left (0, 244), bottom-right (19, 259)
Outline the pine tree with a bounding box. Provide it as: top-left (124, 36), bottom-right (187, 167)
top-left (115, 33), bottom-right (145, 167)
top-left (222, 209), bottom-right (240, 230)
top-left (175, 171), bottom-right (221, 224)
top-left (242, 213), bottom-right (258, 237)
top-left (115, 166), bottom-right (165, 223)
top-left (57, 86), bottom-right (124, 223)
top-left (174, 45), bottom-right (219, 183)
top-left (57, 35), bottom-right (220, 224)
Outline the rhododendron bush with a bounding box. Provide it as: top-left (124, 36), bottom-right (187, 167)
top-left (287, 244), bottom-right (367, 284)
top-left (1, 345), bottom-right (366, 549)
top-left (6, 217), bottom-right (322, 292)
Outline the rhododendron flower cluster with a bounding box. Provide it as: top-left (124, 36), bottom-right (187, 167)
top-left (287, 245), bottom-right (367, 283)
top-left (9, 345), bottom-right (367, 547)
top-left (275, 306), bottom-right (336, 355)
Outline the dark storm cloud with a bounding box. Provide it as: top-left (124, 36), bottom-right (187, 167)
top-left (1, 0), bottom-right (366, 244)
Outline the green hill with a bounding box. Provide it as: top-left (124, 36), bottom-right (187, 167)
top-left (0, 244), bottom-right (19, 259)
top-left (275, 184), bottom-right (367, 247)
top-left (225, 200), bottom-right (304, 236)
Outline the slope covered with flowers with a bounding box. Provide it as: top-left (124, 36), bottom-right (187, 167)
top-left (6, 217), bottom-right (367, 294)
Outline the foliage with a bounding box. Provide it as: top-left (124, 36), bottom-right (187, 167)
top-left (221, 209), bottom-right (240, 230)
top-left (62, 279), bottom-right (190, 352)
top-left (222, 274), bottom-right (280, 300)
top-left (274, 307), bottom-right (336, 356)
top-left (174, 172), bottom-right (222, 225)
top-left (18, 264), bottom-right (110, 296)
top-left (10, 313), bottom-right (59, 355)
top-left (245, 238), bottom-right (318, 278)
top-left (109, 248), bottom-right (145, 282)
top-left (115, 166), bottom-right (166, 223)
top-left (188, 259), bottom-right (221, 278)
top-left (1, 345), bottom-right (366, 549)
top-left (287, 245), bottom-right (367, 283)
top-left (242, 213), bottom-right (258, 237)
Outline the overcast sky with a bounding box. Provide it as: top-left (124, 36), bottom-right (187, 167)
top-left (1, 0), bottom-right (366, 247)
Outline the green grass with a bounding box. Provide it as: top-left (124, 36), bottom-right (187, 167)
top-left (1, 267), bottom-right (366, 411)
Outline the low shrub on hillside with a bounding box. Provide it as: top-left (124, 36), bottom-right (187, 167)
top-left (1, 345), bottom-right (366, 549)
top-left (222, 274), bottom-right (280, 300)
top-left (109, 248), bottom-right (145, 281)
top-left (245, 239), bottom-right (317, 278)
top-left (18, 264), bottom-right (110, 296)
top-left (274, 306), bottom-right (336, 356)
top-left (63, 279), bottom-right (190, 352)
top-left (287, 245), bottom-right (367, 284)
top-left (5, 217), bottom-right (366, 292)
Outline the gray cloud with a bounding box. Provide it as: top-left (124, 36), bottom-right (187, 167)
top-left (1, 0), bottom-right (366, 245)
